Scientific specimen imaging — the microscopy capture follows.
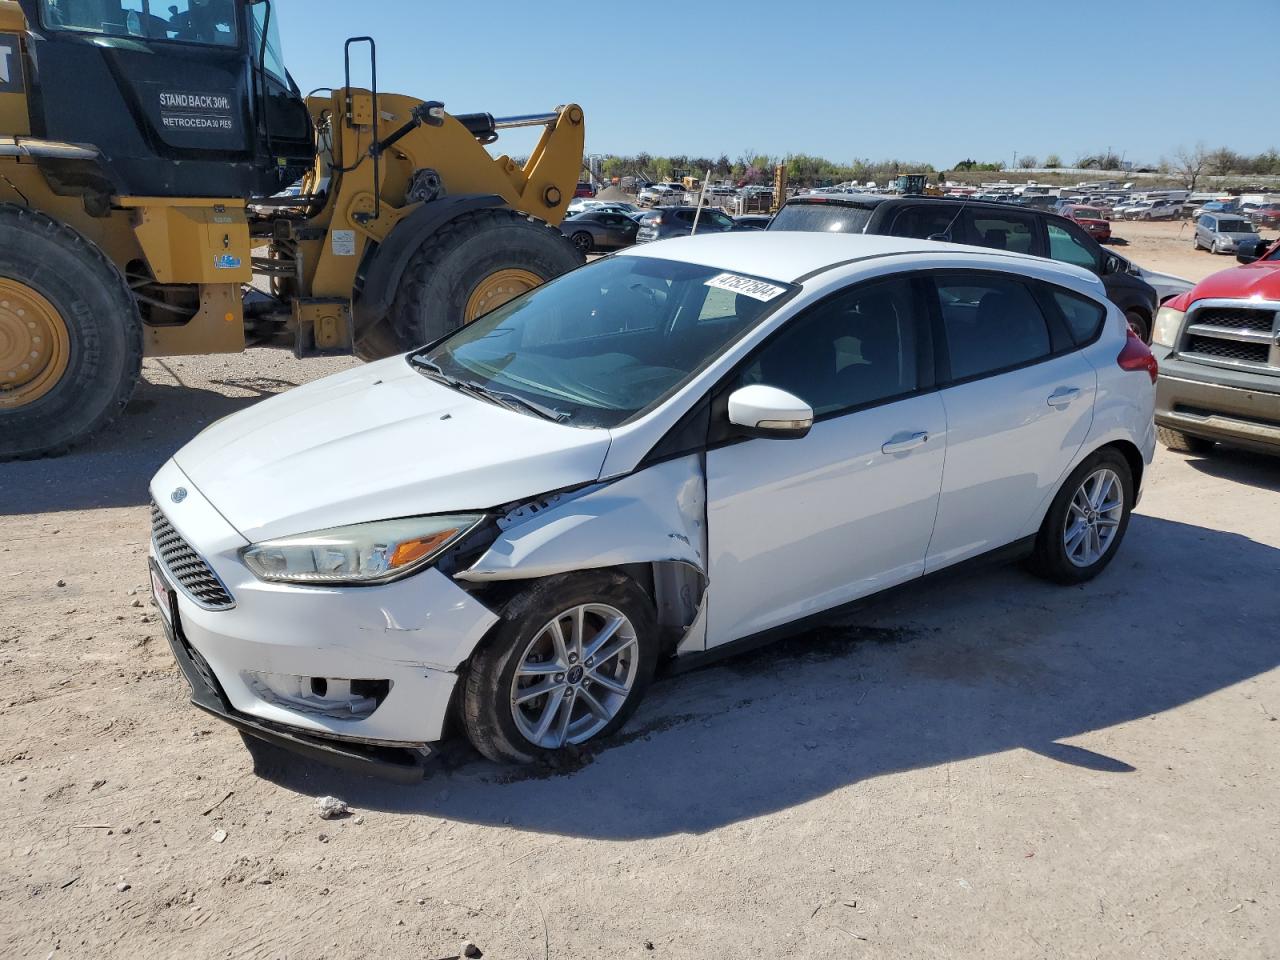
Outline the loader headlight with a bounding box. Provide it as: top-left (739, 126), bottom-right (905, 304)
top-left (242, 514), bottom-right (484, 585)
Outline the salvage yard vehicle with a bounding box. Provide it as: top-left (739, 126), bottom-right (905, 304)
top-left (0, 0), bottom-right (586, 460)
top-left (1119, 198), bottom-right (1182, 221)
top-left (768, 194), bottom-right (1160, 340)
top-left (1194, 214), bottom-right (1260, 254)
top-left (149, 232), bottom-right (1156, 778)
top-left (635, 205), bottom-right (738, 242)
top-left (559, 209), bottom-right (639, 253)
top-left (1064, 205), bottom-right (1112, 242)
top-left (1151, 236), bottom-right (1280, 456)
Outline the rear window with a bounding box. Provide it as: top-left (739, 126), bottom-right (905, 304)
top-left (769, 201), bottom-right (875, 234)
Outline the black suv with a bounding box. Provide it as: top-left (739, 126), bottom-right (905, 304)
top-left (769, 195), bottom-right (1159, 340)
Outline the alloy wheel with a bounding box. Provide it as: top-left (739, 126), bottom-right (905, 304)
top-left (1063, 468), bottom-right (1125, 567)
top-left (510, 603), bottom-right (639, 749)
top-left (571, 231), bottom-right (592, 254)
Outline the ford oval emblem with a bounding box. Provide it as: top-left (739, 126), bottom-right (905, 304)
top-left (171, 487), bottom-right (188, 504)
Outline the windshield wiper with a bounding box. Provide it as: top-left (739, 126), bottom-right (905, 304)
top-left (408, 354), bottom-right (567, 422)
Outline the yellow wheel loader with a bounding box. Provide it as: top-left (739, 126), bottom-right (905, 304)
top-left (0, 0), bottom-right (585, 459)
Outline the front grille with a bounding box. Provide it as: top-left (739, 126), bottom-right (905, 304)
top-left (151, 502), bottom-right (235, 609)
top-left (1184, 336), bottom-right (1271, 365)
top-left (1191, 307), bottom-right (1277, 332)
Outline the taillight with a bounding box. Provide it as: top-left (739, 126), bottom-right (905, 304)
top-left (1117, 327), bottom-right (1158, 383)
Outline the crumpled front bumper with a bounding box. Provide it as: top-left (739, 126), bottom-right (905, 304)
top-left (148, 459), bottom-right (500, 780)
top-left (156, 574), bottom-right (430, 783)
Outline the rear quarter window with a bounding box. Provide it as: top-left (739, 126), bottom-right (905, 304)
top-left (1050, 288), bottom-right (1107, 345)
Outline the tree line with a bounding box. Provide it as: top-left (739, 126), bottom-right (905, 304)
top-left (594, 145), bottom-right (1280, 189)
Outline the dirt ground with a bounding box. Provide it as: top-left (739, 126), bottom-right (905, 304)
top-left (1105, 217), bottom-right (1276, 285)
top-left (2, 228), bottom-right (1278, 959)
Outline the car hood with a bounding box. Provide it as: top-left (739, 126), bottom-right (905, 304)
top-left (173, 356), bottom-right (613, 543)
top-left (1188, 261), bottom-right (1280, 304)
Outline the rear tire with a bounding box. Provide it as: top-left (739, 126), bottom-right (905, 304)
top-left (0, 204), bottom-right (142, 461)
top-left (1157, 425), bottom-right (1215, 454)
top-left (1028, 448), bottom-right (1134, 585)
top-left (569, 230), bottom-right (593, 254)
top-left (382, 208), bottom-right (583, 353)
top-left (461, 570), bottom-right (659, 765)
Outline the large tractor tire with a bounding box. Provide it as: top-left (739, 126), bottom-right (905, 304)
top-left (370, 208), bottom-right (582, 357)
top-left (0, 204), bottom-right (142, 461)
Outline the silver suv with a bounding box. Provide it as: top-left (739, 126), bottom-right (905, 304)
top-left (1194, 213), bottom-right (1259, 255)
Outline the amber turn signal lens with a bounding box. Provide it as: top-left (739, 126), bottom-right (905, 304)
top-left (389, 529), bottom-right (460, 568)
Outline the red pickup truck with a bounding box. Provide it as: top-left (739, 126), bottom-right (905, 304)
top-left (1151, 237), bottom-right (1280, 455)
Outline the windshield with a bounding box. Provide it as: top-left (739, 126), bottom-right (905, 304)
top-left (1218, 220), bottom-right (1255, 233)
top-left (42, 0), bottom-right (239, 46)
top-left (1073, 208), bottom-right (1104, 219)
top-left (769, 201), bottom-right (876, 234)
top-left (415, 257), bottom-right (793, 428)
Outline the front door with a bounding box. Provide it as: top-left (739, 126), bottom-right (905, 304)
top-left (704, 276), bottom-right (946, 647)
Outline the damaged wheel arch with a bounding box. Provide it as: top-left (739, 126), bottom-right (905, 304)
top-left (456, 455), bottom-right (711, 657)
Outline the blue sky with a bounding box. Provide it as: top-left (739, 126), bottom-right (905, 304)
top-left (276, 0), bottom-right (1269, 166)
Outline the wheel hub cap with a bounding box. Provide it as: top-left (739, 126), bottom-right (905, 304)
top-left (463, 268), bottom-right (541, 324)
top-left (1063, 467), bottom-right (1124, 568)
top-left (0, 279), bottom-right (70, 409)
top-left (510, 602), bottom-right (640, 750)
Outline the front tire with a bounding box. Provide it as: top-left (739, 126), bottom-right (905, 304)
top-left (1124, 309), bottom-right (1151, 343)
top-left (1029, 449), bottom-right (1134, 584)
top-left (0, 204), bottom-right (142, 460)
top-left (380, 208), bottom-right (583, 354)
top-left (461, 571), bottom-right (659, 764)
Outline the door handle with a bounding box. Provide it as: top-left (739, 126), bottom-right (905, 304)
top-left (881, 431), bottom-right (929, 455)
top-left (1046, 387), bottom-right (1082, 408)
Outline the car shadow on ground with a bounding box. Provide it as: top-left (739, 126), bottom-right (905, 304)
top-left (244, 513), bottom-right (1280, 839)
top-left (1184, 447), bottom-right (1280, 492)
top-left (0, 374), bottom-right (292, 515)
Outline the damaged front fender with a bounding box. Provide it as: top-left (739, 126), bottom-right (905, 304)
top-left (458, 455), bottom-right (708, 583)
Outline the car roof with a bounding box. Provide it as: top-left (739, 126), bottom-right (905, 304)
top-left (614, 230), bottom-right (1098, 287)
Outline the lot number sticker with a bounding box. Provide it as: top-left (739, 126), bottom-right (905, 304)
top-left (704, 273), bottom-right (787, 301)
top-left (331, 230), bottom-right (356, 256)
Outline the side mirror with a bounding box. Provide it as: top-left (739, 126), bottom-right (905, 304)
top-left (727, 384), bottom-right (813, 439)
top-left (1236, 237), bottom-right (1266, 264)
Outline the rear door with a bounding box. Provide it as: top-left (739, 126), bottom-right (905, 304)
top-left (924, 271), bottom-right (1097, 571)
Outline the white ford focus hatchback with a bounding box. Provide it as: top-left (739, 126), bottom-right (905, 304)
top-left (149, 233), bottom-right (1157, 778)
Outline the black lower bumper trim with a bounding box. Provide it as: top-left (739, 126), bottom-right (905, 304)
top-left (155, 560), bottom-right (428, 784)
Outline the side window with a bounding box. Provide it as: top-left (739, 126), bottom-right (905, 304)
top-left (1046, 222), bottom-right (1101, 272)
top-left (735, 278), bottom-right (920, 416)
top-left (965, 212), bottom-right (1037, 254)
top-left (675, 210), bottom-right (696, 225)
top-left (934, 274), bottom-right (1052, 381)
top-left (1051, 288), bottom-right (1107, 345)
top-left (889, 205), bottom-right (960, 241)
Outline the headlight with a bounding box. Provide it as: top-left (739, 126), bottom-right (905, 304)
top-left (1152, 306), bottom-right (1185, 348)
top-left (242, 514), bottom-right (483, 585)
